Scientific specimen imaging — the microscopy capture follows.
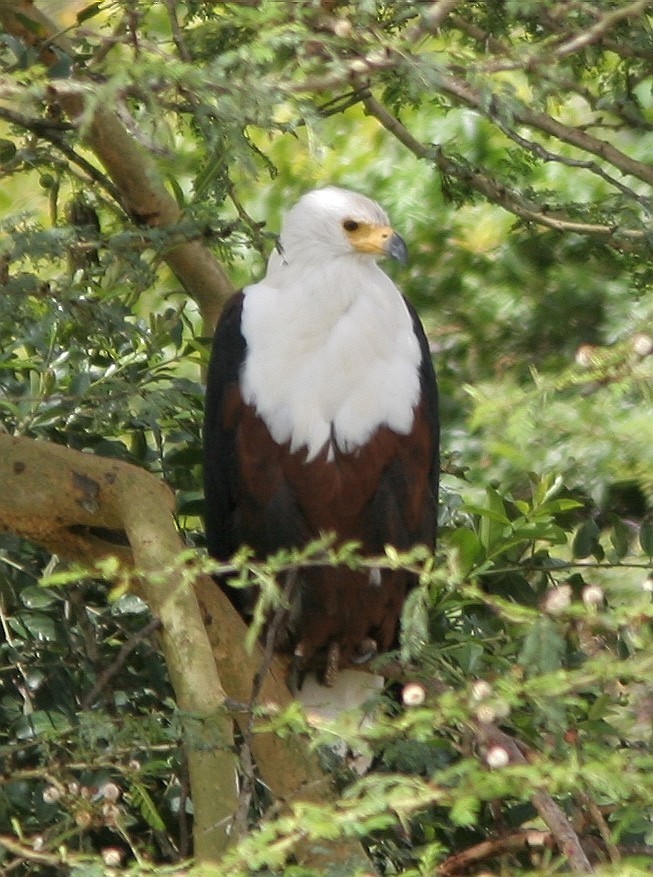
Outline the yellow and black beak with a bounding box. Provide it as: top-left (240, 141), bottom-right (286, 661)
top-left (345, 222), bottom-right (408, 264)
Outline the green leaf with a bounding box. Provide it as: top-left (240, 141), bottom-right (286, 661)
top-left (128, 780), bottom-right (166, 831)
top-left (640, 520), bottom-right (653, 558)
top-left (518, 617), bottom-right (566, 676)
top-left (610, 518), bottom-right (630, 559)
top-left (572, 519), bottom-right (600, 559)
top-left (472, 487), bottom-right (510, 554)
top-left (14, 710), bottom-right (72, 740)
top-left (448, 526), bottom-right (482, 576)
top-left (8, 611), bottom-right (59, 642)
top-left (450, 794), bottom-right (480, 827)
top-left (18, 586), bottom-right (58, 609)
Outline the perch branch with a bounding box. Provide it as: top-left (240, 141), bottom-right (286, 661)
top-left (0, 434), bottom-right (238, 859)
top-left (0, 434), bottom-right (375, 871)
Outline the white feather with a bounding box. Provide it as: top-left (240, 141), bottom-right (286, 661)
top-left (240, 187), bottom-right (421, 460)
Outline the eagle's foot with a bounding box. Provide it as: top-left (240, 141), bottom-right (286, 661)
top-left (288, 644), bottom-right (306, 695)
top-left (351, 637), bottom-right (378, 665)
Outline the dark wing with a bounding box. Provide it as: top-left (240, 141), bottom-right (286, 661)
top-left (405, 294), bottom-right (440, 545)
top-left (203, 292), bottom-right (246, 563)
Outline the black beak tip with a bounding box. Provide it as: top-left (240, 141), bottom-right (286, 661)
top-left (387, 232), bottom-right (408, 264)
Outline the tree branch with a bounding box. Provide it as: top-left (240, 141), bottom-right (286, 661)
top-left (362, 93), bottom-right (648, 247)
top-left (0, 1), bottom-right (234, 336)
top-left (0, 434), bottom-right (375, 871)
top-left (0, 434), bottom-right (238, 859)
top-left (475, 722), bottom-right (594, 873)
top-left (435, 70), bottom-right (653, 189)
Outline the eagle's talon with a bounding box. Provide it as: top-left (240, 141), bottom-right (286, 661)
top-left (287, 645), bottom-right (306, 695)
top-left (351, 637), bottom-right (378, 664)
top-left (323, 641), bottom-right (340, 687)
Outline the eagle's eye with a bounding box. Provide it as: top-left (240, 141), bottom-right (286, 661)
top-left (343, 219), bottom-right (359, 232)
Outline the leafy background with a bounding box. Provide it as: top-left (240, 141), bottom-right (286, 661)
top-left (1, 1), bottom-right (653, 874)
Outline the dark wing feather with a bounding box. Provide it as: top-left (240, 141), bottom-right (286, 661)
top-left (203, 292), bottom-right (246, 562)
top-left (404, 294), bottom-right (440, 543)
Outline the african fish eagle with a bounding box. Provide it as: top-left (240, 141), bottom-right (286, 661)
top-left (203, 186), bottom-right (439, 687)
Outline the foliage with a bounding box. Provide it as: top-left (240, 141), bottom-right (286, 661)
top-left (1, 0), bottom-right (653, 874)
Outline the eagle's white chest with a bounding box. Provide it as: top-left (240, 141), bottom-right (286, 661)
top-left (240, 257), bottom-right (421, 461)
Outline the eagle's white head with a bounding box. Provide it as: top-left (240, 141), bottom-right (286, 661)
top-left (241, 186), bottom-right (420, 460)
top-left (277, 186), bottom-right (408, 266)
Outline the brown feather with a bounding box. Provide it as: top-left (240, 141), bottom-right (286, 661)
top-left (229, 391), bottom-right (435, 675)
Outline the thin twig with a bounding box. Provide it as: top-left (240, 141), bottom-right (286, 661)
top-left (80, 616), bottom-right (162, 710)
top-left (362, 93), bottom-right (648, 247)
top-left (438, 829), bottom-right (551, 876)
top-left (578, 790), bottom-right (621, 865)
top-left (233, 569), bottom-right (298, 835)
top-left (475, 722), bottom-right (594, 873)
top-left (552, 1), bottom-right (649, 60)
top-left (0, 105), bottom-right (123, 206)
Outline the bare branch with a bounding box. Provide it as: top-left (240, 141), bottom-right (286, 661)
top-left (475, 722), bottom-right (594, 873)
top-left (362, 93), bottom-right (648, 246)
top-left (549, 1), bottom-right (649, 60)
top-left (435, 71), bottom-right (653, 189)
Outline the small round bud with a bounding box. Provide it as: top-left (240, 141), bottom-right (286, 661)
top-left (582, 584), bottom-right (604, 607)
top-left (42, 785), bottom-right (61, 804)
top-left (349, 58), bottom-right (369, 74)
top-left (543, 584), bottom-right (572, 615)
top-left (102, 802), bottom-right (121, 825)
top-left (74, 808), bottom-right (92, 828)
top-left (365, 50), bottom-right (387, 67)
top-left (101, 847), bottom-right (124, 867)
top-left (32, 835), bottom-right (45, 852)
top-left (333, 18), bottom-right (352, 38)
top-left (575, 344), bottom-right (597, 367)
top-left (485, 745), bottom-right (510, 768)
top-left (68, 781), bottom-right (80, 796)
top-left (475, 703), bottom-right (496, 724)
top-left (402, 682), bottom-right (426, 707)
top-left (128, 759), bottom-right (141, 771)
top-left (633, 333), bottom-right (653, 357)
top-left (99, 782), bottom-right (121, 803)
top-left (470, 680), bottom-right (492, 703)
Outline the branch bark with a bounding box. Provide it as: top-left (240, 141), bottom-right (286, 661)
top-left (475, 721), bottom-right (594, 873)
top-left (0, 434), bottom-right (238, 860)
top-left (0, 435), bottom-right (374, 872)
top-left (362, 94), bottom-right (647, 248)
top-left (0, 0), bottom-right (233, 336)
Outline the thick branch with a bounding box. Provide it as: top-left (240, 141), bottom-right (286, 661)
top-left (0, 435), bottom-right (374, 871)
top-left (0, 0), bottom-right (233, 335)
top-left (0, 435), bottom-right (238, 860)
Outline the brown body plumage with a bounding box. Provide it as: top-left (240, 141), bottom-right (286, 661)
top-left (203, 187), bottom-right (439, 685)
